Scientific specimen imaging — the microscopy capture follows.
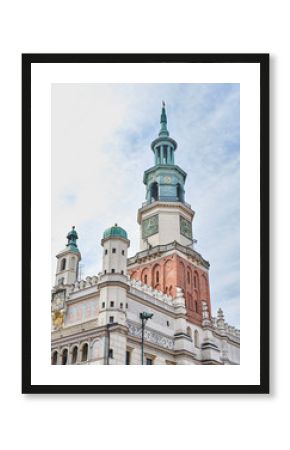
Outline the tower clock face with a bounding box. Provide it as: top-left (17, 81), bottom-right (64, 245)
top-left (180, 216), bottom-right (192, 240)
top-left (142, 214), bottom-right (159, 239)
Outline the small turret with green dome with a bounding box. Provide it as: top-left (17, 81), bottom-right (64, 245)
top-left (54, 225), bottom-right (81, 287)
top-left (101, 223), bottom-right (130, 276)
top-left (66, 226), bottom-right (80, 253)
top-left (102, 223), bottom-right (128, 241)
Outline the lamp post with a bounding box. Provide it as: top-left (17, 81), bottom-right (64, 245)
top-left (106, 322), bottom-right (117, 365)
top-left (140, 312), bottom-right (153, 365)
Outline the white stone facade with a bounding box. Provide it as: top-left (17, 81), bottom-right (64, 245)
top-left (51, 272), bottom-right (240, 365)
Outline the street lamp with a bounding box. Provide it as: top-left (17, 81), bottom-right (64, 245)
top-left (106, 322), bottom-right (117, 365)
top-left (140, 311), bottom-right (153, 365)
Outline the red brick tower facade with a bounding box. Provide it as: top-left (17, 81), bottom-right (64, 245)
top-left (128, 243), bottom-right (211, 326)
top-left (127, 103), bottom-right (212, 326)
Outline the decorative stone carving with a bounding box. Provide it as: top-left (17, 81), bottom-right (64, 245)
top-left (51, 290), bottom-right (67, 330)
top-left (128, 321), bottom-right (174, 350)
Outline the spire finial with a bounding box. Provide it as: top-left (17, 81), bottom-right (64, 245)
top-left (66, 226), bottom-right (80, 253)
top-left (159, 101), bottom-right (169, 137)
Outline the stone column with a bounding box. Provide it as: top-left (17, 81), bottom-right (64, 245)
top-left (56, 349), bottom-right (62, 365)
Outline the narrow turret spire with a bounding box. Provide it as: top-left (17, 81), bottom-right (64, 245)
top-left (159, 101), bottom-right (169, 137)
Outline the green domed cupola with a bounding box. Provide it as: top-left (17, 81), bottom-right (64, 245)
top-left (102, 223), bottom-right (128, 241)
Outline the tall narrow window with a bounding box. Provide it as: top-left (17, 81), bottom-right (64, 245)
top-left (144, 274), bottom-right (148, 284)
top-left (156, 271), bottom-right (159, 283)
top-left (61, 258), bottom-right (66, 271)
top-left (126, 351), bottom-right (131, 365)
top-left (81, 343), bottom-right (88, 362)
top-left (61, 349), bottom-right (68, 365)
top-left (150, 182), bottom-right (158, 202)
top-left (164, 146), bottom-right (167, 163)
top-left (195, 301), bottom-right (198, 313)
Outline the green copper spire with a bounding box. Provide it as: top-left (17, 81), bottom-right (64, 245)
top-left (159, 101), bottom-right (169, 137)
top-left (66, 226), bottom-right (80, 253)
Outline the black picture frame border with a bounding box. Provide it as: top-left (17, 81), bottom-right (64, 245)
top-left (22, 53), bottom-right (269, 394)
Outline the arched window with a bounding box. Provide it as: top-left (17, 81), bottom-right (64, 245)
top-left (141, 268), bottom-right (149, 285)
top-left (150, 182), bottom-right (158, 202)
top-left (187, 270), bottom-right (191, 284)
top-left (194, 330), bottom-right (199, 348)
top-left (51, 351), bottom-right (58, 365)
top-left (61, 348), bottom-right (68, 365)
top-left (81, 343), bottom-right (88, 362)
top-left (195, 300), bottom-right (198, 313)
top-left (72, 346), bottom-right (78, 364)
top-left (152, 264), bottom-right (161, 289)
top-left (186, 326), bottom-right (192, 338)
top-left (61, 258), bottom-right (66, 271)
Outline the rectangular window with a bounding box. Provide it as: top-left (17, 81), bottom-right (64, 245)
top-left (110, 301), bottom-right (114, 307)
top-left (120, 303), bottom-right (123, 309)
top-left (126, 351), bottom-right (131, 365)
top-left (105, 249), bottom-right (108, 255)
top-left (112, 248), bottom-right (116, 253)
top-left (112, 269), bottom-right (115, 273)
top-left (109, 316), bottom-right (114, 323)
top-left (109, 349), bottom-right (113, 358)
top-left (102, 302), bottom-right (105, 308)
top-left (126, 303), bottom-right (128, 309)
top-left (121, 270), bottom-right (124, 274)
top-left (146, 358), bottom-right (153, 365)
top-left (122, 250), bottom-right (125, 255)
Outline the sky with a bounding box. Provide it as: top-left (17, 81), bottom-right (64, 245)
top-left (51, 83), bottom-right (240, 327)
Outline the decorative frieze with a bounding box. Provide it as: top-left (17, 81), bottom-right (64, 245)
top-left (127, 321), bottom-right (174, 350)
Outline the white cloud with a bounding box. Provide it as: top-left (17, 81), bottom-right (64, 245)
top-left (51, 83), bottom-right (240, 327)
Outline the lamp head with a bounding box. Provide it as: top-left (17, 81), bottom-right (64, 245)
top-left (140, 312), bottom-right (153, 320)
